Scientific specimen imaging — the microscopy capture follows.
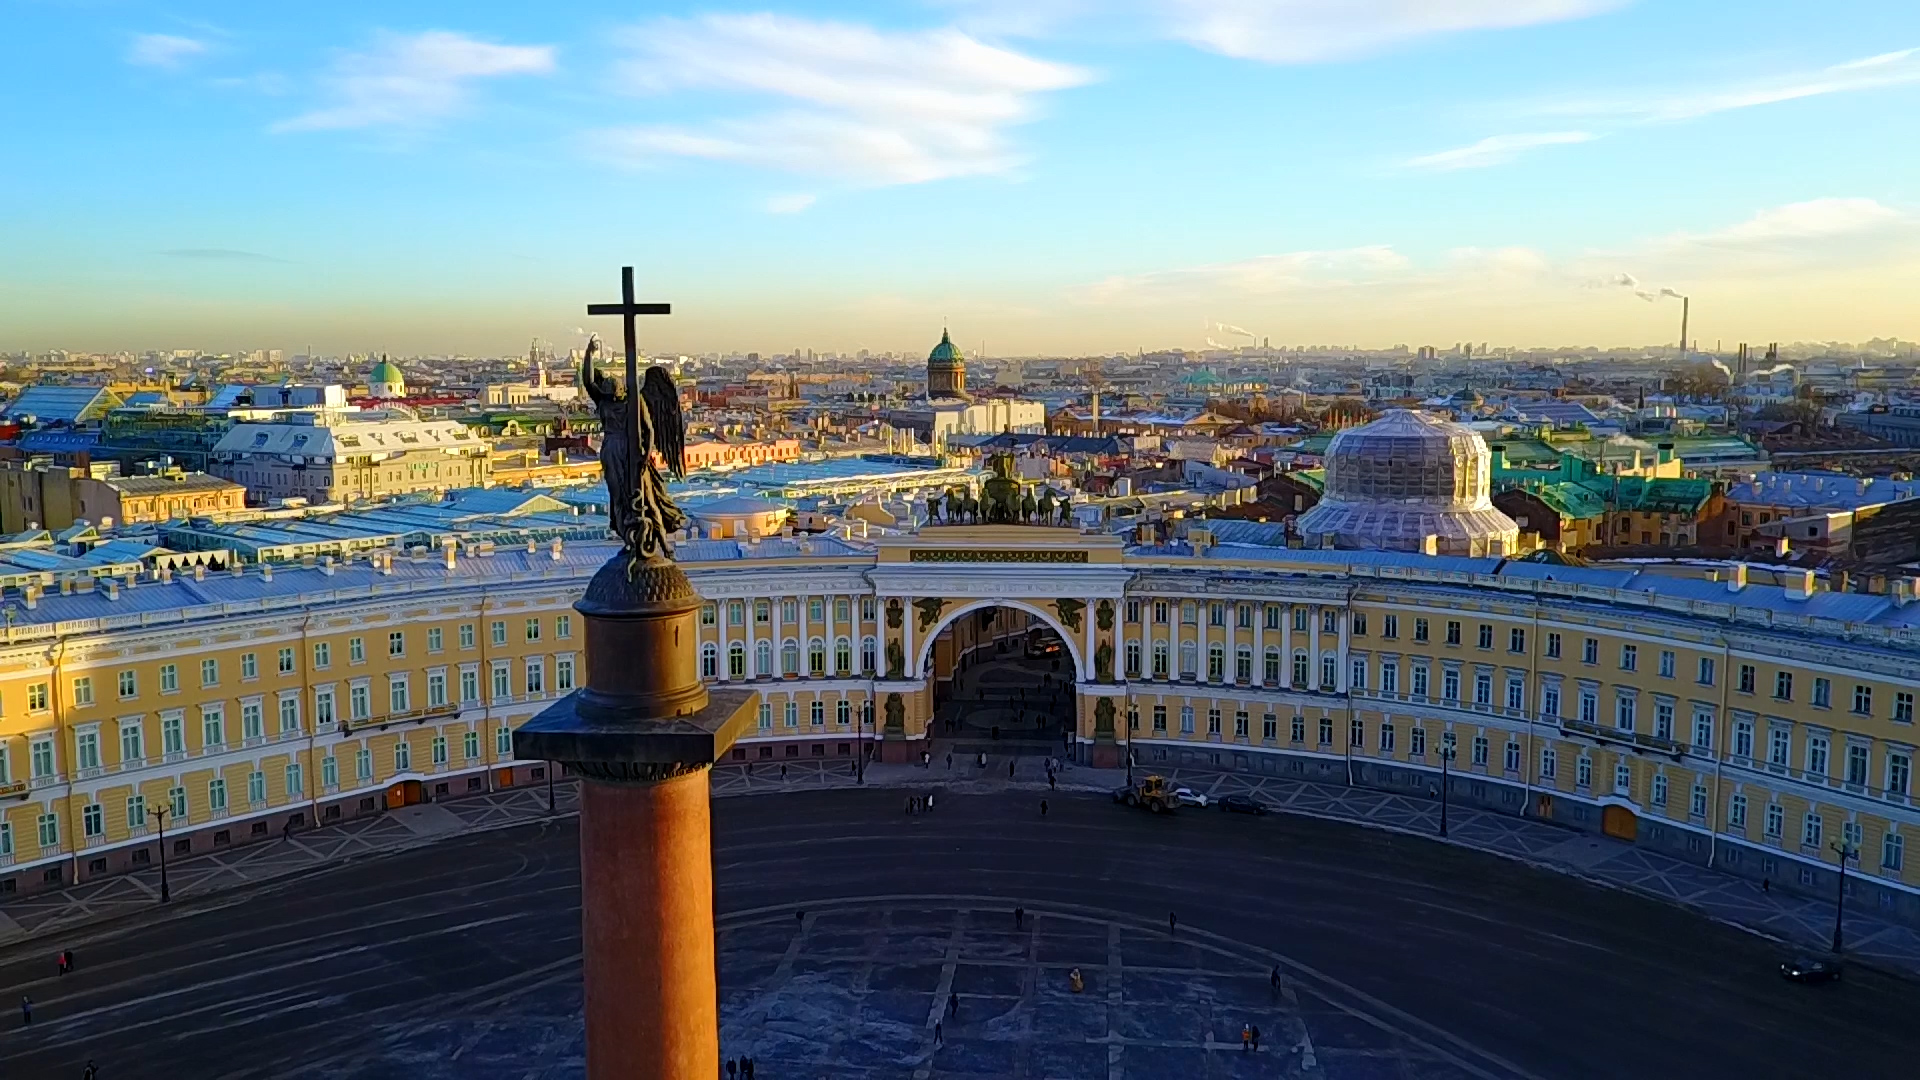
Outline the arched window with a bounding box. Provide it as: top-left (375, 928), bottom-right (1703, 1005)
top-left (1206, 643), bottom-right (1224, 682)
top-left (1151, 641), bottom-right (1169, 679)
top-left (1235, 645), bottom-right (1252, 684)
top-left (808, 637), bottom-right (826, 677)
top-left (1263, 646), bottom-right (1281, 685)
top-left (834, 636), bottom-right (852, 675)
top-left (727, 642), bottom-right (746, 680)
top-left (756, 640), bottom-right (773, 678)
top-left (1179, 641), bottom-right (1198, 679)
top-left (700, 642), bottom-right (718, 679)
top-left (1320, 654), bottom-right (1337, 690)
top-left (781, 639), bottom-right (800, 677)
top-left (1292, 651), bottom-right (1309, 689)
top-left (860, 636), bottom-right (877, 675)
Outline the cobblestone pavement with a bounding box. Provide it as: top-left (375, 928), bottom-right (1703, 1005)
top-left (293, 897), bottom-right (1532, 1080)
top-left (7, 752), bottom-right (1920, 984)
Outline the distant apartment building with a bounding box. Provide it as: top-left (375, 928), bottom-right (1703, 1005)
top-left (0, 460), bottom-right (245, 532)
top-left (1718, 472), bottom-right (1920, 553)
top-left (682, 436), bottom-right (803, 472)
top-left (209, 409), bottom-right (490, 505)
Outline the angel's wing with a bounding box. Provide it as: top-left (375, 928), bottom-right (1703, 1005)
top-left (641, 365), bottom-right (685, 478)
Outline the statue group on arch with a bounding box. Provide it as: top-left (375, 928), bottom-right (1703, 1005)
top-left (924, 453), bottom-right (1072, 527)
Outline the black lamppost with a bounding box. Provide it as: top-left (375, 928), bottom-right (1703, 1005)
top-left (147, 804), bottom-right (172, 903)
top-left (1830, 838), bottom-right (1860, 955)
top-left (1438, 732), bottom-right (1457, 838)
top-left (858, 702), bottom-right (872, 784)
top-left (546, 762), bottom-right (556, 812)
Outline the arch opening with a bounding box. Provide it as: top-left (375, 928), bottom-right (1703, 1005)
top-left (918, 600), bottom-right (1081, 756)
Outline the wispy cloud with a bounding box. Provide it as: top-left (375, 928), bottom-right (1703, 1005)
top-left (598, 15), bottom-right (1091, 185)
top-left (1544, 47), bottom-right (1920, 123)
top-left (1072, 246), bottom-right (1412, 304)
top-left (128, 33), bottom-right (210, 70)
top-left (764, 193), bottom-right (818, 214)
top-left (273, 31), bottom-right (553, 133)
top-left (1405, 131), bottom-right (1597, 170)
top-left (161, 248), bottom-right (285, 262)
top-left (1160, 0), bottom-right (1625, 63)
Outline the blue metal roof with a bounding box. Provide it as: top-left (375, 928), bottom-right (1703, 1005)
top-left (1, 385), bottom-right (115, 423)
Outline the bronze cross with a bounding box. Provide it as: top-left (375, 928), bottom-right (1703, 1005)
top-left (586, 265), bottom-right (671, 483)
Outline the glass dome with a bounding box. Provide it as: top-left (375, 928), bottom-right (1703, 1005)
top-left (1297, 409), bottom-right (1519, 556)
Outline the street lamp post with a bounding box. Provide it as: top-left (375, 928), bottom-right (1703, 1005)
top-left (1438, 732), bottom-right (1457, 839)
top-left (1830, 838), bottom-right (1860, 955)
top-left (858, 702), bottom-right (872, 784)
top-left (146, 804), bottom-right (172, 903)
top-left (547, 762), bottom-right (556, 812)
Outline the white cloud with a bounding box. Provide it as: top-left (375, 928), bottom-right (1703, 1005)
top-left (1072, 246), bottom-right (1413, 304)
top-left (1545, 47), bottom-right (1920, 123)
top-left (1405, 130), bottom-right (1597, 170)
top-left (129, 33), bottom-right (210, 70)
top-left (1697, 197), bottom-right (1906, 245)
top-left (1159, 0), bottom-right (1622, 63)
top-left (599, 15), bottom-right (1090, 185)
top-left (274, 31), bottom-right (553, 133)
top-left (764, 193), bottom-right (817, 214)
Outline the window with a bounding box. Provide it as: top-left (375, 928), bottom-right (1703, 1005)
top-left (1263, 604), bottom-right (1280, 630)
top-left (1540, 746), bottom-right (1556, 779)
top-left (1692, 709), bottom-right (1713, 750)
top-left (1582, 638), bottom-right (1598, 665)
top-left (286, 762), bottom-right (303, 797)
top-left (1207, 644), bottom-right (1224, 682)
top-left (1411, 664), bottom-right (1429, 698)
top-left (700, 603), bottom-right (717, 626)
top-left (312, 643), bottom-right (330, 670)
top-left (1472, 734), bottom-right (1489, 766)
top-left (1613, 761), bottom-right (1631, 793)
top-left (82, 803), bottom-right (103, 838)
top-left (425, 628), bottom-right (443, 654)
top-left (388, 631), bottom-right (405, 658)
top-left (1654, 701), bottom-right (1673, 741)
top-left (492, 663), bottom-right (510, 700)
top-left (75, 730), bottom-right (100, 770)
top-left (1773, 671), bottom-right (1793, 701)
top-left (1615, 694), bottom-right (1636, 732)
top-left (162, 713), bottom-right (184, 755)
top-left (1579, 690), bottom-right (1597, 725)
top-left (491, 621), bottom-right (507, 646)
top-left (1179, 706), bottom-right (1195, 734)
top-left (1504, 740), bottom-right (1520, 773)
top-left (1766, 727), bottom-right (1789, 767)
top-left (428, 671), bottom-right (448, 708)
top-left (1237, 646), bottom-right (1253, 683)
top-left (1658, 650), bottom-right (1675, 679)
top-left (1576, 755), bottom-right (1592, 788)
top-left (28, 681), bottom-right (50, 710)
top-left (1290, 714), bottom-right (1305, 742)
top-left (315, 689), bottom-right (336, 726)
top-left (460, 623), bottom-right (476, 649)
top-left (349, 638), bottom-right (366, 665)
top-left (1729, 793), bottom-right (1747, 828)
top-left (1351, 612), bottom-right (1366, 636)
top-left (1152, 642), bottom-right (1169, 679)
top-left (1620, 644), bottom-right (1637, 672)
top-left (496, 725), bottom-right (513, 756)
top-left (1291, 652), bottom-right (1310, 689)
top-left (38, 812), bottom-right (59, 848)
top-left (1381, 661), bottom-right (1398, 695)
top-left (808, 638), bottom-right (826, 677)
top-left (1690, 784), bottom-right (1707, 817)
top-left (126, 794), bottom-right (146, 831)
top-left (241, 652), bottom-right (259, 680)
top-left (1764, 802), bottom-right (1783, 839)
top-left (1414, 618), bottom-right (1429, 643)
top-left (464, 729), bottom-right (480, 759)
top-left (835, 638), bottom-right (852, 675)
top-left (201, 706), bottom-right (226, 749)
top-left (356, 746), bottom-right (373, 781)
top-left (1805, 734), bottom-right (1829, 779)
top-left (1207, 708), bottom-right (1222, 735)
top-left (1506, 676), bottom-right (1524, 712)
top-left (700, 643), bottom-right (718, 679)
top-left (1409, 725), bottom-right (1425, 757)
top-left (1152, 705), bottom-right (1167, 732)
top-left (1890, 752), bottom-right (1912, 797)
top-left (0, 823), bottom-right (10, 858)
top-left (837, 699), bottom-right (851, 726)
top-left (1736, 664), bottom-right (1755, 694)
top-left (1509, 628), bottom-right (1526, 654)
top-left (1542, 683), bottom-right (1560, 718)
top-left (119, 670), bottom-right (137, 699)
top-left (1349, 657), bottom-right (1366, 691)
top-left (1477, 624), bottom-right (1492, 650)
top-left (1898, 692), bottom-right (1915, 724)
top-left (524, 658), bottom-right (545, 697)
top-left (859, 638), bottom-right (875, 676)
top-left (1318, 716), bottom-right (1333, 746)
top-left (390, 675), bottom-right (411, 714)
top-left (1445, 621), bottom-right (1461, 646)
top-left (1802, 813), bottom-right (1823, 848)
top-left (1473, 672), bottom-right (1491, 706)
top-left (432, 735), bottom-right (449, 765)
top-left (1697, 657), bottom-right (1714, 685)
top-left (1262, 713), bottom-right (1277, 741)
top-left (1853, 684), bottom-right (1873, 715)
top-left (395, 740), bottom-right (411, 772)
top-left (247, 769), bottom-right (266, 805)
top-left (1885, 833), bottom-right (1905, 872)
top-left (350, 683), bottom-right (371, 721)
top-left (783, 701), bottom-right (798, 729)
top-left (1183, 601), bottom-right (1198, 625)
top-left (209, 777), bottom-right (228, 812)
top-left (1733, 717), bottom-right (1753, 759)
top-left (1382, 614), bottom-right (1398, 639)
top-left (1153, 601), bottom-right (1169, 625)
top-left (1125, 599), bottom-right (1141, 624)
top-left (1321, 655), bottom-right (1336, 691)
top-left (1293, 608), bottom-right (1308, 632)
top-left (525, 618), bottom-right (542, 643)
top-left (1126, 641), bottom-right (1142, 679)
top-left (1208, 602), bottom-right (1224, 627)
top-left (1545, 633), bottom-right (1561, 659)
top-left (241, 701), bottom-right (264, 741)
top-left (461, 668), bottom-right (480, 703)
top-left (1809, 677), bottom-right (1832, 709)
top-left (72, 677), bottom-right (93, 706)
top-left (557, 615), bottom-right (573, 640)
top-left (1321, 610), bottom-right (1337, 634)
top-left (1180, 641), bottom-right (1197, 678)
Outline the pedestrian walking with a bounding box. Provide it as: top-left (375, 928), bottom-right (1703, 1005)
top-left (83, 1061), bottom-right (98, 1080)
top-left (19, 996), bottom-right (30, 1026)
top-left (1040, 799), bottom-right (1048, 817)
top-left (1048, 772), bottom-right (1056, 791)
top-left (744, 1057), bottom-right (755, 1079)
top-left (56, 949), bottom-right (71, 975)
top-left (727, 1057), bottom-right (739, 1078)
top-left (1242, 1024), bottom-right (1252, 1052)
top-left (1014, 907), bottom-right (1025, 928)
top-left (1761, 877), bottom-right (1770, 893)
top-left (922, 750), bottom-right (930, 768)
top-left (948, 991), bottom-right (959, 1017)
top-left (978, 751), bottom-right (987, 768)
top-left (926, 793), bottom-right (934, 813)
top-left (781, 763), bottom-right (788, 780)
top-left (1168, 912), bottom-right (1177, 935)
top-left (1270, 967), bottom-right (1281, 993)
top-left (935, 1021), bottom-right (943, 1046)
top-left (907, 795), bottom-right (916, 815)
top-left (1008, 760), bottom-right (1015, 778)
top-left (796, 909), bottom-right (806, 926)
top-left (1251, 1024), bottom-right (1261, 1051)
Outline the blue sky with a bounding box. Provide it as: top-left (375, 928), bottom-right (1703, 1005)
top-left (4, 0), bottom-right (1918, 356)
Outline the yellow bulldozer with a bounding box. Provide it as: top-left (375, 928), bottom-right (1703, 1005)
top-left (1112, 774), bottom-right (1179, 813)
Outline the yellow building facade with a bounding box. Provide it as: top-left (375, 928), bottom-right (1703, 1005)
top-left (5, 528), bottom-right (1918, 929)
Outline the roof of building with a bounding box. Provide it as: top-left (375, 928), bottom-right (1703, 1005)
top-left (370, 360), bottom-right (405, 383)
top-left (1727, 472), bottom-right (1920, 511)
top-left (927, 330), bottom-right (963, 369)
top-left (211, 411), bottom-right (478, 461)
top-left (1, 385), bottom-right (119, 424)
top-left (101, 472), bottom-right (244, 496)
top-left (1513, 481), bottom-right (1608, 520)
top-left (1606, 476), bottom-right (1718, 515)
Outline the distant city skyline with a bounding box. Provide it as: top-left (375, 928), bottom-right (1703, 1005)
top-left (5, 1), bottom-right (1918, 354)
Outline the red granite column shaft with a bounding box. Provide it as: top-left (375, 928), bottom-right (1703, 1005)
top-left (579, 769), bottom-right (717, 1080)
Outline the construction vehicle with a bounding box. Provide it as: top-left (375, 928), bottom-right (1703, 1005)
top-left (1111, 774), bottom-right (1179, 813)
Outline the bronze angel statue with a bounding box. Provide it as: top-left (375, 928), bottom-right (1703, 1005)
top-left (581, 337), bottom-right (687, 563)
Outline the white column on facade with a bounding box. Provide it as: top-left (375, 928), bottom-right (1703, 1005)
top-left (1253, 606), bottom-right (1266, 686)
top-left (904, 597), bottom-right (916, 679)
top-left (1084, 597), bottom-right (1096, 682)
top-left (771, 597), bottom-right (784, 677)
top-left (1309, 606), bottom-right (1322, 690)
top-left (1280, 605), bottom-right (1292, 687)
top-left (717, 603), bottom-right (730, 682)
top-left (799, 593), bottom-right (812, 675)
top-left (1336, 607), bottom-right (1351, 693)
top-left (824, 593), bottom-right (837, 676)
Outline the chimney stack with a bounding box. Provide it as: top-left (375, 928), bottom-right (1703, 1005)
top-left (1726, 562), bottom-right (1748, 592)
top-left (1786, 569), bottom-right (1814, 600)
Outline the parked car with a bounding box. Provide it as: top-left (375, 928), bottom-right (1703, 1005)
top-left (1219, 794), bottom-right (1269, 815)
top-left (1171, 786), bottom-right (1208, 808)
top-left (1779, 957), bottom-right (1842, 984)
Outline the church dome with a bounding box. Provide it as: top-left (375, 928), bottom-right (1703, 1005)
top-left (928, 329), bottom-right (963, 369)
top-left (370, 360), bottom-right (404, 385)
top-left (1296, 408), bottom-right (1519, 556)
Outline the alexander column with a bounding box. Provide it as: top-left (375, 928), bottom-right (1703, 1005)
top-left (516, 268), bottom-right (753, 1079)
